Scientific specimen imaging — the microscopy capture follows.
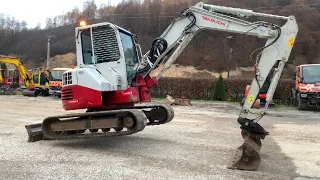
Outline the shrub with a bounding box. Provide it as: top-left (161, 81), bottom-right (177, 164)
top-left (213, 75), bottom-right (226, 101)
top-left (151, 77), bottom-right (295, 104)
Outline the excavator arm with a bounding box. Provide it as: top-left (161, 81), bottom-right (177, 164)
top-left (137, 2), bottom-right (298, 170)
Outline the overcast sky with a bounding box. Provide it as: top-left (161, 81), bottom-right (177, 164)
top-left (0, 0), bottom-right (121, 29)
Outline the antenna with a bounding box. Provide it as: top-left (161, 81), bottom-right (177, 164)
top-left (108, 0), bottom-right (111, 7)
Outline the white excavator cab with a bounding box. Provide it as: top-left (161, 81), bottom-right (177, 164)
top-left (67, 23), bottom-right (141, 92)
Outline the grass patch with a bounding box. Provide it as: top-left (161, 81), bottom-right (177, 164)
top-left (151, 98), bottom-right (240, 106)
top-left (272, 103), bottom-right (296, 111)
top-left (151, 97), bottom-right (297, 111)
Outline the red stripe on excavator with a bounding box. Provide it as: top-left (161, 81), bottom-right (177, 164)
top-left (62, 85), bottom-right (143, 111)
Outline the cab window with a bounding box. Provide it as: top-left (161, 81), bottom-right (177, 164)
top-left (119, 30), bottom-right (139, 84)
top-left (81, 29), bottom-right (94, 65)
top-left (33, 74), bottom-right (39, 84)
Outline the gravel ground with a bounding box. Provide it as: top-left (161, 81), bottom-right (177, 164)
top-left (0, 96), bottom-right (319, 180)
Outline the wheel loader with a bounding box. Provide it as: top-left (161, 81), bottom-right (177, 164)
top-left (25, 2), bottom-right (298, 171)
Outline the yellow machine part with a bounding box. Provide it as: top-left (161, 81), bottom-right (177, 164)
top-left (0, 55), bottom-right (51, 97)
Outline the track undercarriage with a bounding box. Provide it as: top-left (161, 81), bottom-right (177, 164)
top-left (25, 104), bottom-right (174, 142)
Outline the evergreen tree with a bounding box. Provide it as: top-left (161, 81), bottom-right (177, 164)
top-left (213, 75), bottom-right (226, 101)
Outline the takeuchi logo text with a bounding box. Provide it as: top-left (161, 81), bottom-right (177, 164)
top-left (202, 16), bottom-right (226, 26)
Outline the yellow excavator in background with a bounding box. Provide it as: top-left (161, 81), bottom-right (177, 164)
top-left (0, 55), bottom-right (50, 97)
top-left (23, 67), bottom-right (51, 96)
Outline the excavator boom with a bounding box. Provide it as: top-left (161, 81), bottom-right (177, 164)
top-left (24, 1), bottom-right (298, 171)
top-left (137, 2), bottom-right (298, 170)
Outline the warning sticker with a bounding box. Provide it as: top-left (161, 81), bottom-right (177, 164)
top-left (248, 95), bottom-right (254, 103)
top-left (288, 37), bottom-right (295, 47)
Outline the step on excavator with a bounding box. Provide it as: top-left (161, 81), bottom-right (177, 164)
top-left (25, 2), bottom-right (298, 171)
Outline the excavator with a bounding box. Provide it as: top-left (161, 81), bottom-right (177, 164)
top-left (25, 2), bottom-right (298, 171)
top-left (22, 67), bottom-right (51, 96)
top-left (0, 56), bottom-right (50, 96)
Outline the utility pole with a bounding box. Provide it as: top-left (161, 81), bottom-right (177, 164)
top-left (227, 47), bottom-right (233, 78)
top-left (46, 35), bottom-right (54, 70)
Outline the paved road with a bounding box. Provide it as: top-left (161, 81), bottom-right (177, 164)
top-left (0, 96), bottom-right (319, 180)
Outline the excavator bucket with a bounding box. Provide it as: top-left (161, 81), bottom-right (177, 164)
top-left (228, 121), bottom-right (269, 171)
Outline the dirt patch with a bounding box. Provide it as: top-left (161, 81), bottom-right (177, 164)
top-left (21, 53), bottom-right (76, 70)
top-left (151, 64), bottom-right (254, 79)
top-left (48, 53), bottom-right (76, 69)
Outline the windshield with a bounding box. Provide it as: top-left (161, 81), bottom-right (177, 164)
top-left (119, 30), bottom-right (139, 84)
top-left (302, 65), bottom-right (320, 84)
top-left (119, 30), bottom-right (139, 66)
top-left (50, 70), bottom-right (65, 81)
